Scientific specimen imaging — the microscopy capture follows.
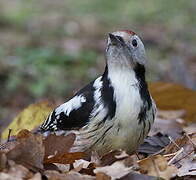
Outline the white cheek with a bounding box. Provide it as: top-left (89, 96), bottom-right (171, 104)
top-left (132, 44), bottom-right (146, 65)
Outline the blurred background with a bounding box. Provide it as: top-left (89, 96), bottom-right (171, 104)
top-left (0, 0), bottom-right (196, 129)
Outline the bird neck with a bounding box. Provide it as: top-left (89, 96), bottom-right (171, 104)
top-left (104, 62), bottom-right (143, 86)
top-left (133, 63), bottom-right (152, 109)
top-left (103, 62), bottom-right (150, 103)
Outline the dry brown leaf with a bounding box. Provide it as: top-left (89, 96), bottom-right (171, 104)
top-left (164, 133), bottom-right (196, 177)
top-left (29, 172), bottom-right (42, 180)
top-left (6, 130), bottom-right (44, 169)
top-left (16, 129), bottom-right (32, 139)
top-left (100, 150), bottom-right (129, 166)
top-left (43, 133), bottom-right (76, 159)
top-left (0, 153), bottom-right (7, 170)
top-left (78, 165), bottom-right (96, 176)
top-left (94, 161), bottom-right (133, 180)
top-left (165, 133), bottom-right (196, 154)
top-left (44, 170), bottom-right (95, 180)
top-left (149, 82), bottom-right (196, 122)
top-left (43, 133), bottom-right (87, 165)
top-left (0, 163), bottom-right (32, 180)
top-left (149, 117), bottom-right (183, 139)
top-left (44, 151), bottom-right (85, 164)
top-left (138, 155), bottom-right (177, 180)
top-left (72, 159), bottom-right (97, 176)
top-left (96, 172), bottom-right (111, 180)
top-left (43, 163), bottom-right (60, 172)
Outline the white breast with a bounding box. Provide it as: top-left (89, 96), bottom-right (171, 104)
top-left (106, 67), bottom-right (144, 152)
top-left (108, 68), bottom-right (142, 125)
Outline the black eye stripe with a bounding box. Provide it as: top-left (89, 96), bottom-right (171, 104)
top-left (132, 39), bottom-right (137, 47)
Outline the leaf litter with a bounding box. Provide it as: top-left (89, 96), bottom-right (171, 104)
top-left (0, 83), bottom-right (196, 180)
top-left (0, 127), bottom-right (195, 179)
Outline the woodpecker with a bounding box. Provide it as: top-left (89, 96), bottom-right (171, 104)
top-left (39, 30), bottom-right (156, 155)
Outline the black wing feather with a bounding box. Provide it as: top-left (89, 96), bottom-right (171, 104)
top-left (40, 80), bottom-right (96, 131)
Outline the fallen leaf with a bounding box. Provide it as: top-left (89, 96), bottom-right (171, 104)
top-left (100, 150), bottom-right (128, 166)
top-left (53, 163), bottom-right (70, 173)
top-left (73, 159), bottom-right (91, 171)
top-left (0, 163), bottom-right (32, 180)
top-left (91, 151), bottom-right (101, 165)
top-left (43, 163), bottom-right (60, 171)
top-left (149, 117), bottom-right (183, 139)
top-left (96, 172), bottom-right (111, 180)
top-left (139, 133), bottom-right (170, 155)
top-left (44, 170), bottom-right (95, 180)
top-left (43, 133), bottom-right (86, 164)
top-left (138, 155), bottom-right (177, 180)
top-left (165, 133), bottom-right (196, 154)
top-left (78, 164), bottom-right (96, 176)
top-left (149, 82), bottom-right (196, 122)
top-left (120, 172), bottom-right (159, 180)
top-left (94, 161), bottom-right (133, 180)
top-left (183, 123), bottom-right (196, 134)
top-left (177, 152), bottom-right (196, 177)
top-left (44, 152), bottom-right (85, 164)
top-left (2, 101), bottom-right (54, 139)
top-left (43, 133), bottom-right (76, 159)
top-left (0, 153), bottom-right (7, 170)
top-left (0, 172), bottom-right (18, 180)
top-left (164, 133), bottom-right (196, 177)
top-left (7, 130), bottom-right (44, 169)
top-left (29, 172), bottom-right (42, 180)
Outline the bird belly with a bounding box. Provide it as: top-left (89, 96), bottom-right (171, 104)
top-left (91, 85), bottom-right (146, 154)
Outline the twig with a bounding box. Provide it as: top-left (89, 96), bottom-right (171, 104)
top-left (168, 136), bottom-right (189, 156)
top-left (7, 129), bottom-right (12, 142)
top-left (152, 148), bottom-right (165, 156)
top-left (184, 133), bottom-right (196, 150)
top-left (163, 151), bottom-right (179, 158)
top-left (168, 136), bottom-right (180, 149)
top-left (168, 147), bottom-right (184, 165)
top-left (135, 151), bottom-right (141, 160)
top-left (173, 149), bottom-right (194, 165)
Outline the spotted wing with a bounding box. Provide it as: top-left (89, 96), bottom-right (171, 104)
top-left (40, 79), bottom-right (97, 132)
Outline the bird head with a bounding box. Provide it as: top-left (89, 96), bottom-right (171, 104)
top-left (106, 30), bottom-right (147, 68)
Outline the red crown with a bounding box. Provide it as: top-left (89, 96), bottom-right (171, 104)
top-left (120, 30), bottom-right (136, 35)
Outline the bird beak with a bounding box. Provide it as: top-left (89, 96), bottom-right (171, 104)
top-left (108, 33), bottom-right (125, 46)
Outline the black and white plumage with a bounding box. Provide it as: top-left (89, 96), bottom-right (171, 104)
top-left (40, 30), bottom-right (156, 154)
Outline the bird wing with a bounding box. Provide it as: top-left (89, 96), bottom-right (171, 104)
top-left (40, 78), bottom-right (99, 132)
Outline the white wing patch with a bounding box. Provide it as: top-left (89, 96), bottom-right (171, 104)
top-left (40, 94), bottom-right (86, 130)
top-left (90, 77), bottom-right (105, 118)
top-left (93, 76), bottom-right (103, 102)
top-left (55, 95), bottom-right (86, 116)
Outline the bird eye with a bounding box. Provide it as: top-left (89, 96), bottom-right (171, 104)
top-left (132, 39), bottom-right (137, 47)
